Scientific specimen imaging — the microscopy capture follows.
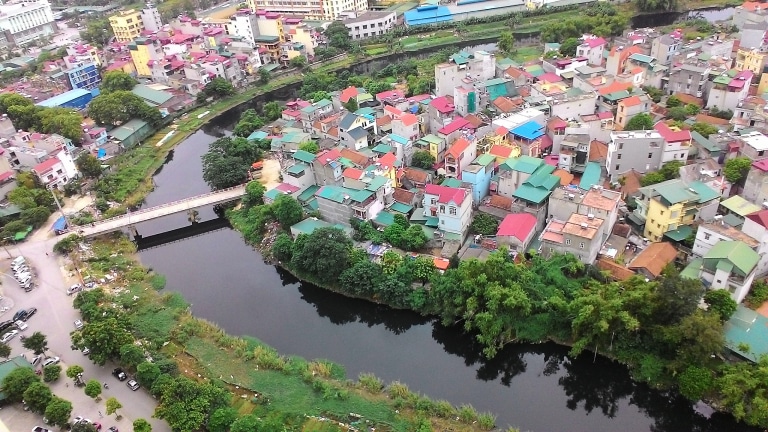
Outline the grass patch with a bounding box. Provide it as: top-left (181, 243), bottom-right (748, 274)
top-left (511, 46), bottom-right (541, 63)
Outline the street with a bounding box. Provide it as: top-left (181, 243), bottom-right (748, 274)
top-left (0, 220), bottom-right (170, 431)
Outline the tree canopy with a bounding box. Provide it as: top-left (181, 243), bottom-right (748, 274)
top-left (233, 109), bottom-right (265, 138)
top-left (625, 113), bottom-right (654, 131)
top-left (100, 71), bottom-right (138, 93)
top-left (291, 227), bottom-right (353, 283)
top-left (0, 93), bottom-right (84, 142)
top-left (723, 156), bottom-right (752, 184)
top-left (411, 151), bottom-right (435, 170)
top-left (154, 377), bottom-right (229, 432)
top-left (88, 91), bottom-right (162, 126)
top-left (198, 77), bottom-right (235, 102)
top-left (76, 153), bottom-right (103, 179)
top-left (73, 317), bottom-right (134, 365)
top-left (201, 137), bottom-right (263, 190)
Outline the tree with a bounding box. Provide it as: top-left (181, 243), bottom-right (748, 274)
top-left (44, 397), bottom-right (73, 427)
top-left (411, 151), bottom-right (435, 170)
top-left (154, 377), bottom-right (229, 432)
top-left (200, 77), bottom-right (235, 101)
top-left (230, 414), bottom-right (262, 432)
top-left (498, 31), bottom-right (515, 55)
top-left (233, 109), bottom-right (265, 138)
top-left (208, 407), bottom-right (238, 432)
top-left (74, 317), bottom-right (134, 366)
top-left (119, 343), bottom-right (145, 368)
top-left (258, 68), bottom-right (270, 85)
top-left (343, 98), bottom-right (358, 112)
top-left (291, 227), bottom-right (353, 283)
top-left (84, 379), bottom-right (102, 401)
top-left (642, 86), bottom-right (664, 103)
top-left (411, 256), bottom-right (435, 284)
top-left (88, 91), bottom-right (161, 126)
top-left (272, 194), bottom-right (304, 229)
top-left (22, 331), bottom-right (48, 356)
top-left (242, 181), bottom-right (266, 208)
top-left (298, 141), bottom-right (319, 154)
top-left (133, 419), bottom-right (152, 432)
top-left (704, 289), bottom-right (738, 321)
top-left (22, 381), bottom-right (52, 413)
top-left (667, 106), bottom-right (688, 121)
top-left (136, 361), bottom-right (161, 388)
top-left (724, 156), bottom-right (752, 183)
top-left (76, 153), bottom-right (103, 179)
top-left (625, 113), bottom-right (654, 131)
top-left (271, 233), bottom-right (295, 262)
top-left (402, 225), bottom-right (428, 251)
top-left (0, 343), bottom-right (10, 359)
top-left (677, 366), bottom-right (714, 401)
top-left (716, 355), bottom-right (768, 426)
top-left (666, 95), bottom-right (682, 107)
top-left (71, 423), bottom-right (98, 432)
top-left (38, 107), bottom-right (86, 142)
top-left (202, 137), bottom-right (262, 190)
top-left (66, 365), bottom-right (84, 381)
top-left (43, 364), bottom-right (61, 383)
top-left (470, 213), bottom-right (499, 235)
top-left (325, 21), bottom-right (352, 50)
top-left (690, 122), bottom-right (719, 137)
top-left (262, 101), bottom-right (281, 121)
top-left (340, 260), bottom-right (383, 296)
top-left (79, 18), bottom-right (113, 46)
top-left (289, 56), bottom-right (308, 69)
top-left (1, 367), bottom-right (39, 402)
top-left (100, 70), bottom-right (138, 93)
top-left (685, 103), bottom-right (701, 116)
top-left (0, 92), bottom-right (33, 113)
top-left (105, 396), bottom-right (123, 419)
top-left (559, 37), bottom-right (580, 56)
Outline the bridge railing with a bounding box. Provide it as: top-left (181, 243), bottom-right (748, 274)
top-left (73, 184), bottom-right (246, 228)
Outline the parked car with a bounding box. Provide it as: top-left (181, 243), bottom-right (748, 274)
top-left (73, 417), bottom-right (93, 426)
top-left (42, 357), bottom-right (60, 367)
top-left (32, 427), bottom-right (52, 432)
top-left (112, 368), bottom-right (127, 381)
top-left (12, 309), bottom-right (28, 322)
top-left (82, 347), bottom-right (90, 355)
top-left (24, 307), bottom-right (37, 320)
top-left (74, 320), bottom-right (83, 330)
top-left (66, 284), bottom-right (82, 296)
top-left (107, 427), bottom-right (118, 432)
top-left (21, 281), bottom-right (34, 292)
top-left (31, 354), bottom-right (42, 366)
top-left (14, 320), bottom-right (28, 331)
top-left (126, 379), bottom-right (140, 391)
top-left (1, 330), bottom-right (19, 343)
top-left (13, 266), bottom-right (30, 274)
top-left (0, 320), bottom-right (14, 333)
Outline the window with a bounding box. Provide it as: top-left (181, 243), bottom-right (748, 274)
top-left (439, 205), bottom-right (445, 213)
top-left (615, 164), bottom-right (620, 171)
top-left (671, 210), bottom-right (679, 218)
top-left (449, 207), bottom-right (457, 215)
top-left (617, 154), bottom-right (622, 160)
top-left (565, 239), bottom-right (571, 245)
top-left (430, 198), bottom-right (436, 205)
top-left (362, 24), bottom-right (367, 29)
top-left (579, 242), bottom-right (585, 249)
top-left (660, 210), bottom-right (664, 215)
top-left (619, 142), bottom-right (624, 150)
top-left (651, 219), bottom-right (655, 224)
top-left (648, 153), bottom-right (653, 158)
top-left (704, 233), bottom-right (711, 240)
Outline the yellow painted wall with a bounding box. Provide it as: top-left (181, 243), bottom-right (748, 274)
top-left (130, 45), bottom-right (152, 77)
top-left (109, 9), bottom-right (143, 42)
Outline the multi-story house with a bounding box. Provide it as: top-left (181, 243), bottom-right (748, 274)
top-left (109, 9), bottom-right (144, 42)
top-left (740, 130), bottom-right (768, 160)
top-left (128, 37), bottom-right (163, 77)
top-left (65, 43), bottom-right (101, 68)
top-left (742, 209), bottom-right (768, 276)
top-left (414, 134), bottom-right (446, 163)
top-left (422, 184), bottom-right (473, 239)
top-left (281, 150), bottom-right (317, 191)
top-left (665, 62), bottom-right (709, 98)
top-left (247, 0), bottom-right (367, 20)
top-left (692, 221), bottom-right (759, 258)
top-left (378, 134), bottom-right (413, 167)
top-left (315, 184), bottom-right (381, 224)
top-left (311, 148), bottom-right (344, 186)
top-left (548, 186), bottom-right (623, 236)
top-left (444, 137), bottom-right (477, 178)
top-left (743, 158), bottom-right (768, 204)
top-left (299, 99), bottom-right (334, 131)
top-left (576, 36), bottom-right (607, 66)
top-left (650, 32), bottom-right (682, 65)
top-left (428, 96), bottom-right (456, 134)
top-left (615, 94), bottom-right (652, 129)
top-left (540, 213), bottom-right (606, 264)
top-left (339, 112), bottom-right (374, 150)
top-left (63, 63), bottom-right (101, 91)
top-left (141, 3), bottom-right (163, 33)
top-left (736, 47), bottom-right (768, 76)
top-left (434, 50), bottom-right (495, 97)
top-left (0, 0), bottom-right (55, 48)
top-left (654, 121), bottom-right (691, 163)
top-left (391, 112), bottom-right (420, 142)
top-left (707, 70), bottom-right (753, 111)
top-left (634, 179), bottom-right (720, 242)
top-left (461, 154), bottom-right (495, 203)
top-left (606, 130), bottom-right (665, 182)
top-left (341, 11), bottom-right (397, 39)
top-left (31, 151), bottom-right (78, 188)
top-left (684, 240), bottom-right (759, 303)
top-left (557, 133), bottom-right (591, 174)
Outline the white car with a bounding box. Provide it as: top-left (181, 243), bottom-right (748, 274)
top-left (14, 320), bottom-right (28, 331)
top-left (1, 330), bottom-right (19, 343)
top-left (74, 320), bottom-right (83, 330)
top-left (72, 417), bottom-right (92, 425)
top-left (66, 284), bottom-right (82, 296)
top-left (42, 357), bottom-right (60, 367)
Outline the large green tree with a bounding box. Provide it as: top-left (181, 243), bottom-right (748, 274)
top-left (262, 101), bottom-right (282, 121)
top-left (154, 377), bottom-right (229, 432)
top-left (724, 156), bottom-right (752, 183)
top-left (87, 91), bottom-right (162, 126)
top-left (625, 113), bottom-right (654, 131)
top-left (202, 137), bottom-right (262, 190)
top-left (233, 109), bottom-right (265, 138)
top-left (132, 419), bottom-right (153, 432)
top-left (76, 153), bottom-right (103, 179)
top-left (291, 227), bottom-right (353, 283)
top-left (21, 331), bottom-right (48, 356)
top-left (100, 70), bottom-right (138, 93)
top-left (411, 151), bottom-right (435, 170)
top-left (1, 367), bottom-right (39, 402)
top-left (22, 381), bottom-right (52, 413)
top-left (136, 361), bottom-right (161, 388)
top-left (44, 397), bottom-right (73, 427)
top-left (208, 407), bottom-right (238, 432)
top-left (73, 317), bottom-right (134, 365)
top-left (716, 355), bottom-right (768, 427)
top-left (704, 289), bottom-right (737, 321)
top-left (84, 379), bottom-right (102, 400)
top-left (498, 31), bottom-right (515, 55)
top-left (272, 194), bottom-right (304, 229)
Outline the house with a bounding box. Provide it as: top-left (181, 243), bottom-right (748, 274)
top-left (461, 154), bottom-right (495, 203)
top-left (739, 130), bottom-right (768, 161)
top-left (615, 94), bottom-right (652, 129)
top-left (693, 221), bottom-right (759, 258)
top-left (428, 96), bottom-right (455, 134)
top-left (422, 184), bottom-right (473, 239)
top-left (741, 209), bottom-right (768, 276)
top-left (511, 164), bottom-right (561, 231)
top-left (548, 187), bottom-right (623, 236)
top-left (311, 148), bottom-right (344, 186)
top-left (683, 240), bottom-right (759, 303)
top-left (606, 130), bottom-right (665, 182)
top-left (399, 167), bottom-right (432, 189)
top-left (338, 112), bottom-right (373, 150)
top-left (496, 213), bottom-right (537, 251)
top-left (627, 242), bottom-right (677, 280)
top-left (633, 179), bottom-right (720, 242)
top-left (414, 134), bottom-right (447, 163)
top-left (540, 213), bottom-right (606, 264)
top-left (576, 36), bottom-right (606, 66)
top-left (282, 150), bottom-right (317, 191)
top-left (495, 155), bottom-right (545, 198)
top-left (444, 137), bottom-right (477, 178)
top-left (32, 151), bottom-right (78, 188)
top-left (315, 184), bottom-right (382, 225)
top-left (707, 70), bottom-right (753, 111)
top-left (107, 119), bottom-right (152, 149)
top-left (743, 159), bottom-right (768, 205)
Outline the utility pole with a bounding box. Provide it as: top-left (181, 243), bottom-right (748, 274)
top-left (49, 185), bottom-right (69, 228)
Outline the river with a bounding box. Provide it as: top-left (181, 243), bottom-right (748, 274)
top-left (135, 111), bottom-right (755, 431)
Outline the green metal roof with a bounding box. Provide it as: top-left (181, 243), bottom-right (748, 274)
top-left (420, 134), bottom-right (442, 144)
top-left (374, 210), bottom-right (396, 226)
top-left (109, 119), bottom-right (148, 141)
top-left (664, 224), bottom-right (692, 241)
top-left (254, 35), bottom-right (280, 43)
top-left (441, 177), bottom-right (462, 187)
top-left (703, 240), bottom-right (759, 277)
top-left (681, 257), bottom-right (703, 280)
top-left (724, 306), bottom-right (768, 363)
top-left (297, 185), bottom-right (320, 202)
top-left (578, 162), bottom-right (602, 190)
top-left (647, 179), bottom-right (719, 206)
top-left (365, 175), bottom-right (389, 191)
top-left (721, 195), bottom-right (761, 217)
top-left (0, 356), bottom-right (33, 400)
top-left (500, 155), bottom-right (542, 174)
top-left (371, 143), bottom-right (392, 154)
top-left (0, 204), bottom-right (21, 218)
top-left (713, 74), bottom-right (731, 85)
top-left (723, 213), bottom-right (744, 228)
top-left (316, 99), bottom-right (332, 108)
top-left (688, 181), bottom-right (720, 203)
top-left (390, 202), bottom-right (413, 214)
top-left (316, 185), bottom-right (374, 203)
top-left (291, 217), bottom-right (333, 235)
top-left (131, 84), bottom-right (173, 106)
top-left (293, 150), bottom-right (316, 163)
top-left (264, 188), bottom-right (285, 201)
top-left (473, 153), bottom-right (496, 167)
top-left (286, 163), bottom-right (307, 175)
top-left (513, 183), bottom-right (553, 204)
top-left (691, 131), bottom-right (720, 153)
top-left (425, 216), bottom-right (439, 227)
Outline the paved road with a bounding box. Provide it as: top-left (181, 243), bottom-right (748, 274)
top-left (0, 235), bottom-right (171, 431)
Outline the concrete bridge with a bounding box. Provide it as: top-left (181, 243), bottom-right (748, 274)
top-left (72, 185), bottom-right (246, 238)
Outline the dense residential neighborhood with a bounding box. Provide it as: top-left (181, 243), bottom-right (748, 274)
top-left (5, 0), bottom-right (768, 430)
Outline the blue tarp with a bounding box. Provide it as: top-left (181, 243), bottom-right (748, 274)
top-left (511, 121), bottom-right (544, 141)
top-left (52, 216), bottom-right (67, 233)
top-left (97, 148), bottom-right (106, 158)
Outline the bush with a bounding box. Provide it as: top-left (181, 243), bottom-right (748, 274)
top-left (746, 279), bottom-right (768, 308)
top-left (358, 373), bottom-right (384, 393)
top-left (43, 365), bottom-right (61, 382)
top-left (53, 234), bottom-right (81, 254)
top-left (470, 213), bottom-right (499, 235)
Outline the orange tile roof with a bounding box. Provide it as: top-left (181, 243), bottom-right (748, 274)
top-left (620, 95), bottom-right (643, 107)
top-left (378, 152), bottom-right (396, 168)
top-left (695, 113), bottom-right (730, 125)
top-left (376, 115), bottom-right (392, 127)
top-left (399, 113), bottom-right (418, 127)
top-left (552, 168), bottom-right (575, 186)
top-left (628, 242), bottom-right (677, 278)
top-left (340, 86), bottom-right (358, 103)
top-left (448, 138), bottom-right (470, 158)
top-left (393, 188), bottom-right (416, 204)
top-left (339, 148), bottom-right (369, 166)
top-left (598, 81), bottom-right (634, 96)
top-left (489, 145), bottom-right (513, 158)
top-left (596, 257), bottom-right (636, 281)
top-left (672, 92), bottom-right (704, 107)
top-left (589, 139), bottom-right (608, 162)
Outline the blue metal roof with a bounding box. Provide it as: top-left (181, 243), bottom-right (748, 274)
top-left (578, 162), bottom-right (602, 190)
top-left (404, 5), bottom-right (453, 25)
top-left (510, 121), bottom-right (544, 141)
top-left (52, 216), bottom-right (67, 232)
top-left (36, 88), bottom-right (92, 107)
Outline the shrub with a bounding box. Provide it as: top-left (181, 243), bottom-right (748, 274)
top-left (388, 381), bottom-right (411, 399)
top-left (457, 404), bottom-right (478, 423)
top-left (358, 373), bottom-right (384, 393)
top-left (477, 412), bottom-right (497, 430)
top-left (43, 365), bottom-right (61, 382)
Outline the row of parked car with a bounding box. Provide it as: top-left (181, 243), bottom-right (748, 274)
top-left (0, 307), bottom-right (37, 343)
top-left (11, 256), bottom-right (35, 292)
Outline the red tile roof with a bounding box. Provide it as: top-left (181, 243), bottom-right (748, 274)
top-left (340, 86), bottom-right (358, 103)
top-left (620, 95), bottom-right (643, 107)
top-left (343, 167), bottom-right (364, 179)
top-left (424, 184), bottom-right (467, 204)
top-left (747, 209), bottom-right (768, 228)
top-left (317, 148), bottom-right (341, 165)
top-left (378, 152), bottom-right (396, 168)
top-left (376, 89), bottom-right (404, 100)
top-left (399, 113), bottom-right (418, 127)
top-left (497, 213), bottom-right (537, 240)
top-left (439, 118), bottom-right (470, 135)
top-left (0, 171), bottom-right (13, 182)
top-left (598, 81), bottom-right (633, 96)
top-left (33, 158), bottom-right (59, 175)
top-left (490, 145), bottom-right (513, 158)
top-left (447, 137), bottom-right (470, 158)
top-left (538, 72), bottom-right (562, 83)
top-left (583, 37), bottom-right (606, 48)
top-left (654, 121), bottom-right (691, 143)
top-left (431, 96), bottom-right (455, 114)
top-left (753, 159), bottom-right (768, 173)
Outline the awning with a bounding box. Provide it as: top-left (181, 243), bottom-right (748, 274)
top-left (664, 225), bottom-right (692, 241)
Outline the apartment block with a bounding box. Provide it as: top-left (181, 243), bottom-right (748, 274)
top-left (109, 9), bottom-right (144, 42)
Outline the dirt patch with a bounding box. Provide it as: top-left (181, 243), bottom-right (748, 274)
top-left (261, 159), bottom-right (281, 190)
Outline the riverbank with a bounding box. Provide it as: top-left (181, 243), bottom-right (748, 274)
top-left (61, 235), bottom-right (499, 431)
